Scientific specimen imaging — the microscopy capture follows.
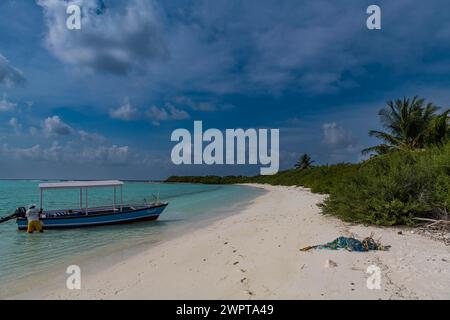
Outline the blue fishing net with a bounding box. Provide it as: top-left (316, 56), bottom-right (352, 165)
top-left (302, 236), bottom-right (391, 252)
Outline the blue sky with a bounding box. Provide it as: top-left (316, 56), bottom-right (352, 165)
top-left (0, 0), bottom-right (450, 179)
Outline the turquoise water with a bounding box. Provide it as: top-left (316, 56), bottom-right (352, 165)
top-left (0, 181), bottom-right (264, 297)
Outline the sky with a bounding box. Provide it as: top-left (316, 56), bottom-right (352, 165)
top-left (0, 0), bottom-right (450, 179)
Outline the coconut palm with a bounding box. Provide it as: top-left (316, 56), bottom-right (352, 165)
top-left (362, 97), bottom-right (449, 155)
top-left (295, 154), bottom-right (314, 170)
top-left (425, 109), bottom-right (450, 145)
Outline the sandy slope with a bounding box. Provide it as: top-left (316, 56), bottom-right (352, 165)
top-left (19, 184), bottom-right (450, 299)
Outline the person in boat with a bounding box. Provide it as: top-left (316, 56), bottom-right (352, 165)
top-left (26, 204), bottom-right (43, 233)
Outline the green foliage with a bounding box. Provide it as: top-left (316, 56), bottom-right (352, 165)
top-left (166, 142), bottom-right (450, 226)
top-left (322, 144), bottom-right (450, 225)
top-left (166, 95), bottom-right (449, 226)
top-left (165, 175), bottom-right (249, 185)
top-left (295, 153), bottom-right (315, 170)
top-left (362, 97), bottom-right (449, 155)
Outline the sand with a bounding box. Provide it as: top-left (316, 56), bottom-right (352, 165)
top-left (17, 184), bottom-right (450, 300)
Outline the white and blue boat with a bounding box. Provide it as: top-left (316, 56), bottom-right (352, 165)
top-left (11, 180), bottom-right (168, 230)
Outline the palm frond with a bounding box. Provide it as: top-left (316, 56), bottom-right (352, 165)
top-left (365, 97), bottom-right (443, 154)
top-left (361, 144), bottom-right (393, 155)
top-left (368, 130), bottom-right (401, 146)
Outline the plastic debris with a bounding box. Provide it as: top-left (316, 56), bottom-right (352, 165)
top-left (300, 236), bottom-right (391, 252)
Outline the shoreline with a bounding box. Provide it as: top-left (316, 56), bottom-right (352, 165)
top-left (15, 184), bottom-right (450, 299)
top-left (5, 184), bottom-right (264, 299)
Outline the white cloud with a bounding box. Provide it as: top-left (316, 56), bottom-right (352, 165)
top-left (322, 122), bottom-right (356, 148)
top-left (0, 53), bottom-right (26, 87)
top-left (39, 115), bottom-right (105, 142)
top-left (78, 130), bottom-right (106, 143)
top-left (79, 145), bottom-right (130, 165)
top-left (109, 100), bottom-right (138, 121)
top-left (146, 106), bottom-right (168, 121)
top-left (0, 142), bottom-right (61, 162)
top-left (165, 105), bottom-right (190, 120)
top-left (0, 96), bottom-right (17, 112)
top-left (42, 116), bottom-right (74, 137)
top-left (146, 104), bottom-right (189, 125)
top-left (0, 142), bottom-right (130, 166)
top-left (110, 97), bottom-right (221, 123)
top-left (9, 117), bottom-right (22, 134)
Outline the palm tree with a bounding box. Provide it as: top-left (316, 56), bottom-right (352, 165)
top-left (425, 109), bottom-right (450, 145)
top-left (295, 154), bottom-right (314, 170)
top-left (362, 97), bottom-right (449, 155)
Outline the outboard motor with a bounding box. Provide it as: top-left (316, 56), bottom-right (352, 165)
top-left (0, 207), bottom-right (26, 224)
top-left (14, 207), bottom-right (27, 218)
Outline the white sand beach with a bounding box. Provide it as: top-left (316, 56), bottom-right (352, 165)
top-left (18, 184), bottom-right (450, 300)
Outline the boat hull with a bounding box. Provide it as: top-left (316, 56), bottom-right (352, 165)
top-left (17, 204), bottom-right (168, 230)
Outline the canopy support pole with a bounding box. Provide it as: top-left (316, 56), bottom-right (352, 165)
top-left (80, 188), bottom-right (82, 210)
top-left (85, 188), bottom-right (88, 214)
top-left (113, 187), bottom-right (116, 210)
top-left (40, 189), bottom-right (43, 210)
top-left (120, 186), bottom-right (123, 212)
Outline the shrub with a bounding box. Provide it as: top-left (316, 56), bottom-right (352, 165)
top-left (322, 143), bottom-right (450, 225)
top-left (165, 142), bottom-right (450, 225)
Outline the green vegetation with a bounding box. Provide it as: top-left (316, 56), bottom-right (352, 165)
top-left (362, 97), bottom-right (449, 155)
top-left (321, 144), bottom-right (450, 225)
top-left (295, 153), bottom-right (315, 170)
top-left (166, 97), bottom-right (449, 226)
top-left (165, 175), bottom-right (249, 185)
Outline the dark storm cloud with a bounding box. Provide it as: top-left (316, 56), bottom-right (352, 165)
top-left (37, 0), bottom-right (169, 75)
top-left (37, 0), bottom-right (450, 95)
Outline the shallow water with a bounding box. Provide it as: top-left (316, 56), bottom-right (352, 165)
top-left (0, 181), bottom-right (264, 297)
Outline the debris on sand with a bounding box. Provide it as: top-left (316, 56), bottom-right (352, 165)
top-left (324, 259), bottom-right (338, 268)
top-left (414, 218), bottom-right (450, 245)
top-left (300, 235), bottom-right (391, 252)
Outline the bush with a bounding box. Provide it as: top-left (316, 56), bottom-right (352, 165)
top-left (165, 142), bottom-right (450, 225)
top-left (322, 143), bottom-right (450, 225)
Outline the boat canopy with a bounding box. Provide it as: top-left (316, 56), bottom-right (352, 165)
top-left (38, 180), bottom-right (124, 212)
top-left (39, 180), bottom-right (124, 190)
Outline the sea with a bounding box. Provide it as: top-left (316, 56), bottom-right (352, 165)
top-left (0, 180), bottom-right (265, 298)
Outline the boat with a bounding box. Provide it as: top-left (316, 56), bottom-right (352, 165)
top-left (7, 180), bottom-right (168, 230)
